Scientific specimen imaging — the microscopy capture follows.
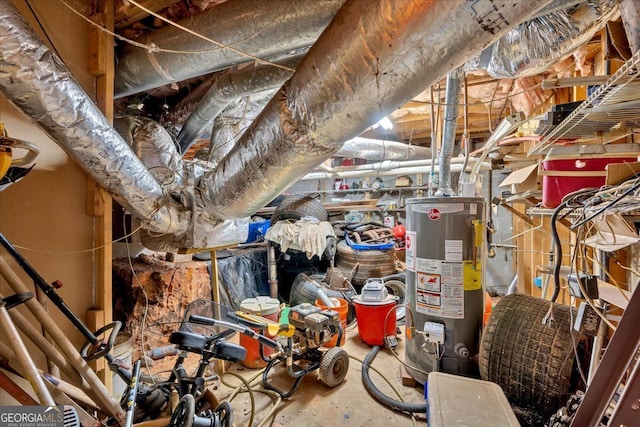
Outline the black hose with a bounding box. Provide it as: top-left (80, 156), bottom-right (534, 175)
top-left (550, 200), bottom-right (569, 303)
top-left (361, 346), bottom-right (426, 413)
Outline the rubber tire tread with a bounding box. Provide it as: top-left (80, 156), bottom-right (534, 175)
top-left (319, 347), bottom-right (349, 388)
top-left (271, 195), bottom-right (328, 222)
top-left (335, 240), bottom-right (396, 285)
top-left (479, 294), bottom-right (578, 418)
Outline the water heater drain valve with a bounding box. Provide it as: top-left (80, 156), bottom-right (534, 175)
top-left (422, 322), bottom-right (445, 344)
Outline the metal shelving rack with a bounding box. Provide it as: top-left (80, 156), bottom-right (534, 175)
top-left (529, 49), bottom-right (640, 156)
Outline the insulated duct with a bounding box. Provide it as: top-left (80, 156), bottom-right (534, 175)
top-left (209, 90), bottom-right (277, 163)
top-left (336, 137), bottom-right (431, 161)
top-left (208, 96), bottom-right (434, 163)
top-left (436, 67), bottom-right (463, 197)
top-left (114, 0), bottom-right (345, 98)
top-left (201, 0), bottom-right (553, 220)
top-left (177, 57), bottom-right (301, 154)
top-left (115, 117), bottom-right (184, 190)
top-left (0, 2), bottom-right (187, 235)
top-left (620, 0), bottom-right (640, 55)
top-left (477, 0), bottom-right (618, 78)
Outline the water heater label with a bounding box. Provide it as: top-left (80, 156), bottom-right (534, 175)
top-left (405, 231), bottom-right (416, 270)
top-left (415, 258), bottom-right (464, 319)
top-left (445, 240), bottom-right (463, 261)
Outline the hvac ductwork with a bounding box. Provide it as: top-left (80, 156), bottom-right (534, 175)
top-left (336, 137), bottom-right (431, 161)
top-left (0, 2), bottom-right (187, 235)
top-left (474, 0), bottom-right (618, 78)
top-left (177, 58), bottom-right (301, 154)
top-left (115, 117), bottom-right (185, 190)
top-left (114, 0), bottom-right (345, 98)
top-left (436, 67), bottom-right (463, 197)
top-left (201, 0), bottom-right (553, 220)
top-left (209, 90), bottom-right (277, 163)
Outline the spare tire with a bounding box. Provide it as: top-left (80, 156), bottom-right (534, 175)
top-left (479, 294), bottom-right (580, 420)
top-left (335, 240), bottom-right (396, 286)
top-left (271, 195), bottom-right (327, 222)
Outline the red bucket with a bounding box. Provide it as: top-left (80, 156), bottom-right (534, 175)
top-left (353, 296), bottom-right (397, 346)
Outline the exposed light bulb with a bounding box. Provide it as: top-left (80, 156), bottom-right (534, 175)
top-left (376, 117), bottom-right (393, 130)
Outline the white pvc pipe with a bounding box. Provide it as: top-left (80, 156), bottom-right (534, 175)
top-left (301, 161), bottom-right (491, 181)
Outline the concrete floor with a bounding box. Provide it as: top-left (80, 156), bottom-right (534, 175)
top-left (214, 323), bottom-right (427, 427)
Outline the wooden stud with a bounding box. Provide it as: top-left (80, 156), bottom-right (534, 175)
top-left (87, 0), bottom-right (115, 392)
top-left (88, 13), bottom-right (107, 76)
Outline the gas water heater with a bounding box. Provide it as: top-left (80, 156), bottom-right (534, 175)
top-left (404, 197), bottom-right (485, 384)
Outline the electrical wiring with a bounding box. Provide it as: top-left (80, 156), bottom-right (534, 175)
top-left (572, 177), bottom-right (640, 230)
top-left (60, 0), bottom-right (253, 56)
top-left (587, 253), bottom-right (630, 303)
top-left (610, 257), bottom-right (640, 287)
top-left (567, 229), bottom-right (588, 387)
top-left (383, 303), bottom-right (431, 377)
top-left (126, 0), bottom-right (295, 73)
top-left (124, 215), bottom-right (156, 384)
top-left (13, 225), bottom-right (142, 254)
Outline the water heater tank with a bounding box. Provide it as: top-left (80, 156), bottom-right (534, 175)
top-left (404, 197), bottom-right (485, 384)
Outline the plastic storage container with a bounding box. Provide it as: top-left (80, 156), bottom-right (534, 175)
top-left (244, 220), bottom-right (271, 243)
top-left (541, 144), bottom-right (639, 208)
top-left (427, 372), bottom-right (519, 427)
top-left (239, 296), bottom-right (280, 368)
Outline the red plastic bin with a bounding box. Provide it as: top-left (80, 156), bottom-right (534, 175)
top-left (541, 144), bottom-right (639, 208)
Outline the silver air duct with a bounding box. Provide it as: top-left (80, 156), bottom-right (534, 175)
top-left (177, 58), bottom-right (301, 154)
top-left (201, 0), bottom-right (553, 220)
top-left (620, 0), bottom-right (640, 55)
top-left (478, 0), bottom-right (617, 78)
top-left (114, 0), bottom-right (345, 98)
top-left (436, 67), bottom-right (463, 197)
top-left (336, 137), bottom-right (431, 161)
top-left (115, 117), bottom-right (185, 190)
top-left (0, 2), bottom-right (187, 235)
top-left (209, 89), bottom-right (277, 163)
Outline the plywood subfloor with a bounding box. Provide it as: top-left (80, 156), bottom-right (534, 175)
top-left (213, 324), bottom-right (427, 426)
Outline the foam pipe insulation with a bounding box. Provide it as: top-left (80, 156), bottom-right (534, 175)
top-left (0, 2), bottom-right (188, 235)
top-left (201, 0), bottom-right (553, 220)
top-left (177, 57), bottom-right (302, 154)
top-left (476, 0), bottom-right (618, 78)
top-left (114, 0), bottom-right (346, 98)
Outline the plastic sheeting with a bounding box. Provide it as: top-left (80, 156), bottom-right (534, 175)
top-left (206, 248), bottom-right (270, 310)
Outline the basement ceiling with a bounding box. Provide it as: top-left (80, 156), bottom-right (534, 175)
top-left (107, 0), bottom-right (611, 155)
top-left (3, 0), bottom-right (634, 250)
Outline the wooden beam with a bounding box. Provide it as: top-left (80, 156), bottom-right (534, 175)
top-left (87, 0), bottom-right (114, 392)
top-left (114, 0), bottom-right (177, 29)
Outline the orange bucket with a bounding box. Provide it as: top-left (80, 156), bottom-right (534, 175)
top-left (239, 296), bottom-right (280, 368)
top-left (314, 297), bottom-right (348, 347)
